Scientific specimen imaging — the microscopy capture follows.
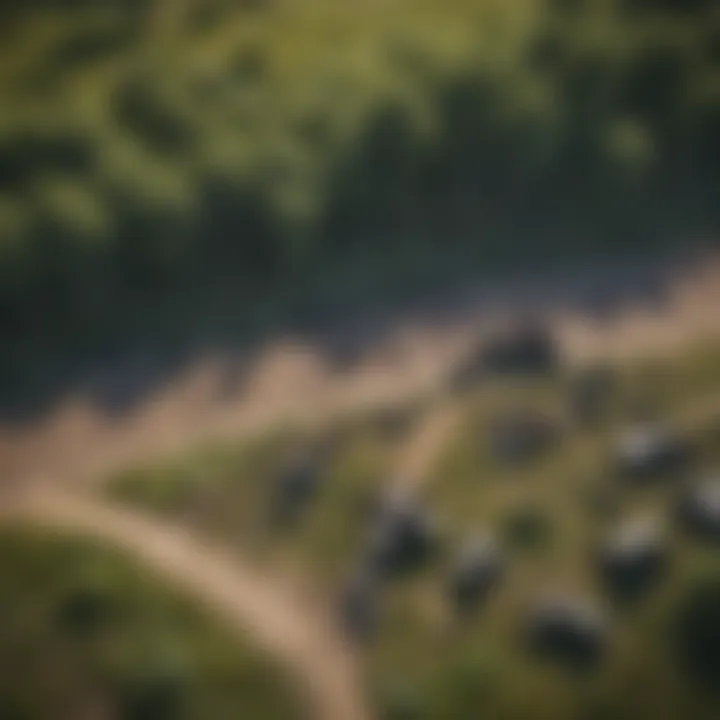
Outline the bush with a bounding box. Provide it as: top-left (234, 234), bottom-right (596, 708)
top-left (0, 0), bottom-right (718, 368)
top-left (673, 567), bottom-right (720, 691)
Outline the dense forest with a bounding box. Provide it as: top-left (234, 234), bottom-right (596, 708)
top-left (0, 0), bottom-right (718, 376)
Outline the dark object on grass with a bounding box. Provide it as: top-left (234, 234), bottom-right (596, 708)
top-left (502, 505), bottom-right (553, 552)
top-left (614, 424), bottom-right (690, 480)
top-left (271, 451), bottom-right (323, 528)
top-left (480, 320), bottom-right (560, 377)
top-left (449, 534), bottom-right (504, 614)
top-left (678, 479), bottom-right (720, 541)
top-left (526, 595), bottom-right (606, 669)
top-left (673, 568), bottom-right (720, 692)
top-left (598, 518), bottom-right (667, 600)
top-left (362, 489), bottom-right (437, 579)
top-left (120, 664), bottom-right (186, 720)
top-left (338, 569), bottom-right (380, 642)
top-left (57, 583), bottom-right (116, 636)
top-left (569, 365), bottom-right (615, 427)
top-left (488, 411), bottom-right (561, 464)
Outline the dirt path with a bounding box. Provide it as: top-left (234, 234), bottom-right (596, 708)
top-left (392, 397), bottom-right (465, 490)
top-left (4, 487), bottom-right (370, 720)
top-left (3, 251), bottom-right (720, 490)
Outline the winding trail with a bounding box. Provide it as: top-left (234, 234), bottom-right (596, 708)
top-left (3, 487), bottom-right (370, 720)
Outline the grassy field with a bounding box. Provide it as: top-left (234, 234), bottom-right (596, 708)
top-left (0, 526), bottom-right (307, 719)
top-left (107, 344), bottom-right (720, 718)
top-left (109, 403), bottom-right (419, 590)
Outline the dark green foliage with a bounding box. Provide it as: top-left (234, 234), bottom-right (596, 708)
top-left (673, 567), bottom-right (720, 691)
top-left (502, 505), bottom-right (554, 552)
top-left (0, 0), bottom-right (716, 372)
top-left (0, 529), bottom-right (304, 719)
top-left (113, 78), bottom-right (198, 157)
top-left (57, 582), bottom-right (118, 636)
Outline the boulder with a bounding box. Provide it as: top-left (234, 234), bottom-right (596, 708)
top-left (361, 490), bottom-right (438, 578)
top-left (614, 424), bottom-right (689, 480)
top-left (598, 517), bottom-right (667, 599)
top-left (271, 451), bottom-right (322, 527)
top-left (678, 479), bottom-right (720, 541)
top-left (480, 320), bottom-right (560, 376)
top-left (525, 595), bottom-right (607, 668)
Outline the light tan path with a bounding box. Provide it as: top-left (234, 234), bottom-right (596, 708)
top-left (3, 487), bottom-right (370, 720)
top-left (392, 397), bottom-right (465, 491)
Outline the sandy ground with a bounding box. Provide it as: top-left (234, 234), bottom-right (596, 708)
top-left (1, 251), bottom-right (720, 720)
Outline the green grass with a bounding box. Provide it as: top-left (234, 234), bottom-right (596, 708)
top-left (366, 345), bottom-right (720, 719)
top-left (110, 404), bottom-right (418, 589)
top-left (108, 342), bottom-right (720, 718)
top-left (0, 526), bottom-right (307, 720)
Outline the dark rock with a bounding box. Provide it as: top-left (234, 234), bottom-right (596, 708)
top-left (526, 595), bottom-right (607, 669)
top-left (271, 451), bottom-right (322, 528)
top-left (678, 479), bottom-right (720, 541)
top-left (488, 411), bottom-right (561, 464)
top-left (449, 535), bottom-right (504, 614)
top-left (480, 321), bottom-right (560, 377)
top-left (614, 424), bottom-right (690, 480)
top-left (598, 518), bottom-right (667, 600)
top-left (362, 490), bottom-right (437, 579)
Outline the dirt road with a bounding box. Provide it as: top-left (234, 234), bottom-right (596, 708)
top-left (3, 487), bottom-right (371, 720)
top-left (2, 251), bottom-right (720, 490)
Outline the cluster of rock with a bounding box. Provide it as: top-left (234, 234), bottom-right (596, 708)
top-left (269, 324), bottom-right (720, 676)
